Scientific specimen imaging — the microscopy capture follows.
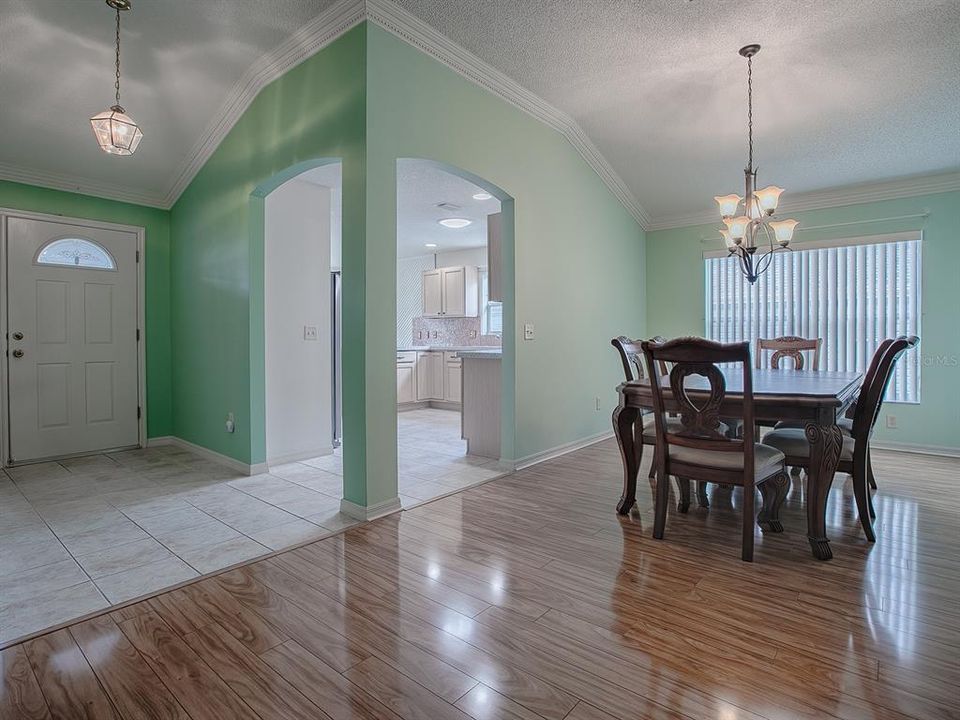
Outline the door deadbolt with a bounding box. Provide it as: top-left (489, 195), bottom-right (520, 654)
top-left (12, 349), bottom-right (24, 358)
top-left (11, 332), bottom-right (23, 341)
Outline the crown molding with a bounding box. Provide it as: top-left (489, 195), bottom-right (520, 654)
top-left (646, 170), bottom-right (960, 231)
top-left (159, 0), bottom-right (367, 207)
top-left (364, 0), bottom-right (651, 228)
top-left (0, 161), bottom-right (167, 208)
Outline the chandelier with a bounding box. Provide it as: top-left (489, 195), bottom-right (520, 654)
top-left (90, 0), bottom-right (143, 156)
top-left (714, 44), bottom-right (796, 283)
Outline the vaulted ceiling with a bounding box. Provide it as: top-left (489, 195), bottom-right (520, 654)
top-left (1, 0), bottom-right (958, 226)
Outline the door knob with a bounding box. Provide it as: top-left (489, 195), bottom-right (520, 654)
top-left (12, 349), bottom-right (24, 358)
top-left (12, 332), bottom-right (23, 341)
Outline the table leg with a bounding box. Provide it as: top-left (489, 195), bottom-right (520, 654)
top-left (613, 401), bottom-right (640, 515)
top-left (804, 421), bottom-right (844, 560)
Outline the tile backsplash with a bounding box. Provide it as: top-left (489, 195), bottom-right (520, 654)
top-left (411, 316), bottom-right (501, 348)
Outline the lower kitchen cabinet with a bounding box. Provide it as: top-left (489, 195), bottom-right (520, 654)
top-left (416, 351), bottom-right (443, 401)
top-left (397, 351), bottom-right (417, 404)
top-left (443, 352), bottom-right (462, 403)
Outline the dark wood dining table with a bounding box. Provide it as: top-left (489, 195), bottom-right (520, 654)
top-left (613, 368), bottom-right (863, 560)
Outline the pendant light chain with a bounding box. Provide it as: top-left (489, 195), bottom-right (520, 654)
top-left (114, 6), bottom-right (122, 107)
top-left (747, 55), bottom-right (753, 172)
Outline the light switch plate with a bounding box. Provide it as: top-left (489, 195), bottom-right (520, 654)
top-left (524, 323), bottom-right (535, 340)
top-left (303, 326), bottom-right (318, 341)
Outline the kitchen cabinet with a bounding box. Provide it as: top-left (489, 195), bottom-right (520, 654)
top-left (422, 266), bottom-right (479, 318)
top-left (416, 351), bottom-right (443, 401)
top-left (397, 351), bottom-right (417, 404)
top-left (443, 352), bottom-right (462, 403)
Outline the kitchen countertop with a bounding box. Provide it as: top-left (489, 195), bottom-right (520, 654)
top-left (456, 349), bottom-right (502, 359)
top-left (397, 346), bottom-right (501, 353)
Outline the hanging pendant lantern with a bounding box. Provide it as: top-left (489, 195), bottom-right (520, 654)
top-left (90, 0), bottom-right (143, 156)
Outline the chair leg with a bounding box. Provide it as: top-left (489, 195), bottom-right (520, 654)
top-left (648, 445), bottom-right (658, 479)
top-left (867, 447), bottom-right (878, 491)
top-left (696, 481), bottom-right (710, 508)
top-left (852, 448), bottom-right (876, 543)
top-left (652, 469), bottom-right (670, 540)
top-left (741, 482), bottom-right (755, 562)
top-left (757, 472), bottom-right (788, 533)
top-left (675, 477), bottom-right (691, 513)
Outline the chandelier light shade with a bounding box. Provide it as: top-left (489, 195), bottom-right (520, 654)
top-left (714, 44), bottom-right (796, 283)
top-left (90, 0), bottom-right (143, 156)
top-left (714, 194), bottom-right (742, 218)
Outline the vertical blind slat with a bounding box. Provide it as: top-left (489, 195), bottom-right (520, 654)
top-left (704, 239), bottom-right (920, 402)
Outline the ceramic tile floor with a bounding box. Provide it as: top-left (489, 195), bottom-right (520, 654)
top-left (0, 408), bottom-right (503, 645)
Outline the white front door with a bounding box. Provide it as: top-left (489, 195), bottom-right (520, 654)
top-left (5, 215), bottom-right (140, 463)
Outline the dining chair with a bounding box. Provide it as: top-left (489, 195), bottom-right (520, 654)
top-left (756, 336), bottom-right (823, 370)
top-left (612, 336), bottom-right (718, 507)
top-left (762, 336), bottom-right (919, 542)
top-left (641, 337), bottom-right (789, 561)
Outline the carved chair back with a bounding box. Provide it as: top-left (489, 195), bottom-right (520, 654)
top-left (755, 336), bottom-right (822, 371)
top-left (851, 336), bottom-right (919, 441)
top-left (641, 337), bottom-right (755, 473)
top-left (611, 336), bottom-right (645, 382)
top-left (844, 338), bottom-right (894, 421)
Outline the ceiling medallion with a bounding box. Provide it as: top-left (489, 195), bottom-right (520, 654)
top-left (90, 0), bottom-right (143, 156)
top-left (714, 44), bottom-right (797, 284)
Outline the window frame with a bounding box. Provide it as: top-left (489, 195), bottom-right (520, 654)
top-left (33, 235), bottom-right (118, 271)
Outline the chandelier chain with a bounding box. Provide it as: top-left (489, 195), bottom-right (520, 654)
top-left (747, 55), bottom-right (753, 172)
top-left (114, 6), bottom-right (121, 106)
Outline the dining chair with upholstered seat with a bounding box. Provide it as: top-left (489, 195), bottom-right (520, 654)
top-left (762, 336), bottom-right (919, 543)
top-left (612, 336), bottom-right (713, 511)
top-left (641, 337), bottom-right (789, 561)
top-left (756, 336), bottom-right (823, 371)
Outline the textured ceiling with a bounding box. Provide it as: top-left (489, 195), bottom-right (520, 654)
top-left (394, 0), bottom-right (960, 221)
top-left (1, 0), bottom-right (957, 223)
top-left (0, 0), bottom-right (333, 203)
top-left (395, 159), bottom-right (500, 258)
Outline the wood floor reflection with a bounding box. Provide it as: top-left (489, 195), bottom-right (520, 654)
top-left (2, 441), bottom-right (957, 719)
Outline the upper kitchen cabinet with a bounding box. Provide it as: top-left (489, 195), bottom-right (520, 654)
top-left (422, 266), bottom-right (479, 318)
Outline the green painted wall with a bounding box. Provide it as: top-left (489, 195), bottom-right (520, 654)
top-left (166, 21), bottom-right (646, 507)
top-left (366, 24), bottom-right (646, 480)
top-left (0, 180), bottom-right (172, 437)
top-left (168, 26), bottom-right (368, 505)
top-left (646, 190), bottom-right (960, 452)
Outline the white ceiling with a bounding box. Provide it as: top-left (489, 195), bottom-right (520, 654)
top-left (1, 0), bottom-right (958, 224)
top-left (396, 159), bottom-right (499, 258)
top-left (0, 0), bottom-right (334, 205)
top-left (392, 0), bottom-right (960, 222)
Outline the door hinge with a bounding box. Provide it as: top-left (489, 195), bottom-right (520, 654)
top-left (137, 406), bottom-right (142, 419)
top-left (136, 250), bottom-right (140, 263)
top-left (136, 328), bottom-right (141, 342)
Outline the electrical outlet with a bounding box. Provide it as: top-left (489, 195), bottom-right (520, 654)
top-left (595, 397), bottom-right (601, 411)
top-left (225, 412), bottom-right (236, 433)
top-left (303, 325), bottom-right (318, 341)
top-left (885, 414), bottom-right (897, 429)
top-left (523, 323), bottom-right (535, 341)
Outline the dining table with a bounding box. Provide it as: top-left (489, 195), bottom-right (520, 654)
top-left (613, 367), bottom-right (863, 560)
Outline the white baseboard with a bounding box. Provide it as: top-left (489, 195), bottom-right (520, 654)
top-left (871, 441), bottom-right (960, 458)
top-left (147, 435), bottom-right (267, 476)
top-left (340, 496), bottom-right (403, 521)
top-left (513, 430), bottom-right (615, 471)
top-left (267, 445), bottom-right (333, 467)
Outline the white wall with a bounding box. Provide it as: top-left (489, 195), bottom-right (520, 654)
top-left (265, 179), bottom-right (332, 463)
top-left (436, 247), bottom-right (486, 268)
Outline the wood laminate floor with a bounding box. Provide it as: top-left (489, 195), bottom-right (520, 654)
top-left (2, 440), bottom-right (957, 720)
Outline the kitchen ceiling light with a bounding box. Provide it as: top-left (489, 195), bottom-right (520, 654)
top-left (472, 192), bottom-right (493, 200)
top-left (425, 243), bottom-right (438, 248)
top-left (438, 218), bottom-right (472, 229)
top-left (90, 0), bottom-right (143, 156)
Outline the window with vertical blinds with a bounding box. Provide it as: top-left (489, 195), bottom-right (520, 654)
top-left (704, 233), bottom-right (922, 403)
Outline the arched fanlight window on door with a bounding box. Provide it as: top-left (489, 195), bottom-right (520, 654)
top-left (35, 238), bottom-right (117, 270)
